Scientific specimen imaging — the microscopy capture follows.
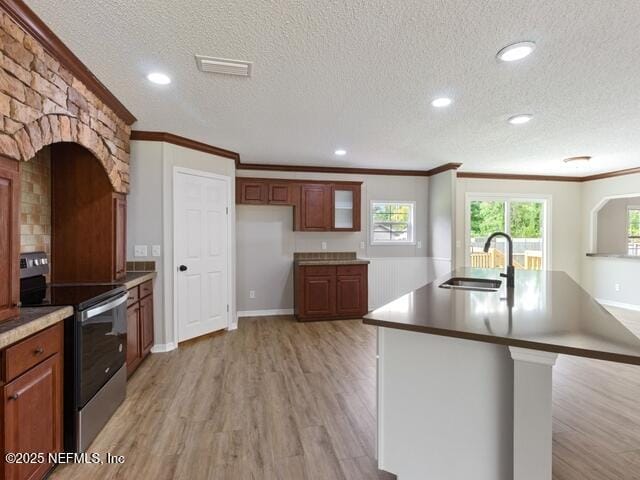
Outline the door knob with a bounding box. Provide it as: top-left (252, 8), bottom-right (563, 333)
top-left (179, 265), bottom-right (188, 272)
top-left (8, 394), bottom-right (19, 401)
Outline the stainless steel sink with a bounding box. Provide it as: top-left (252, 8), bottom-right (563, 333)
top-left (439, 277), bottom-right (502, 292)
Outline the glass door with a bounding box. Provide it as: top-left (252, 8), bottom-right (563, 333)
top-left (467, 196), bottom-right (547, 270)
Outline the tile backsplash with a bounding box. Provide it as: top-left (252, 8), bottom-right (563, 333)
top-left (20, 147), bottom-right (51, 255)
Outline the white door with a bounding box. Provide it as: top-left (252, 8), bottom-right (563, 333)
top-left (175, 170), bottom-right (229, 342)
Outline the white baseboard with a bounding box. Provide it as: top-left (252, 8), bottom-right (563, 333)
top-left (596, 298), bottom-right (640, 312)
top-left (237, 308), bottom-right (294, 318)
top-left (150, 342), bottom-right (177, 353)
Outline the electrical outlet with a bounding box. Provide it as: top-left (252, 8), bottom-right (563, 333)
top-left (321, 241), bottom-right (327, 250)
top-left (249, 290), bottom-right (256, 299)
top-left (615, 283), bottom-right (621, 292)
top-left (360, 241), bottom-right (365, 250)
top-left (134, 245), bottom-right (148, 257)
top-left (417, 240), bottom-right (422, 249)
top-left (152, 245), bottom-right (161, 257)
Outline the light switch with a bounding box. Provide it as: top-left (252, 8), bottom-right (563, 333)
top-left (321, 241), bottom-right (327, 250)
top-left (417, 240), bottom-right (422, 249)
top-left (360, 241), bottom-right (365, 250)
top-left (152, 245), bottom-right (161, 257)
top-left (134, 245), bottom-right (148, 257)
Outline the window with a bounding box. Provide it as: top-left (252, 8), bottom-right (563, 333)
top-left (466, 195), bottom-right (549, 270)
top-left (370, 201), bottom-right (415, 245)
top-left (628, 206), bottom-right (640, 256)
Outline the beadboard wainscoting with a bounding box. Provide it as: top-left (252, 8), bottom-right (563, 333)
top-left (368, 257), bottom-right (450, 310)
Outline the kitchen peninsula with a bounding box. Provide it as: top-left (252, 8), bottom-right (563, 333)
top-left (364, 268), bottom-right (640, 480)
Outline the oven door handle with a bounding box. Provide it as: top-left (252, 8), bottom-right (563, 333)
top-left (82, 293), bottom-right (128, 322)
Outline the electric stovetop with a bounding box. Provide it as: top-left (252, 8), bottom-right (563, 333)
top-left (21, 283), bottom-right (127, 310)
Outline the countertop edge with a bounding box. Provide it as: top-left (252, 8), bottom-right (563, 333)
top-left (0, 306), bottom-right (73, 350)
top-left (123, 271), bottom-right (157, 289)
top-left (295, 260), bottom-right (371, 266)
top-left (362, 318), bottom-right (640, 366)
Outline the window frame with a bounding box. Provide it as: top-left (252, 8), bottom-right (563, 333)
top-left (627, 205), bottom-right (640, 255)
top-left (369, 200), bottom-right (416, 246)
top-left (464, 193), bottom-right (552, 270)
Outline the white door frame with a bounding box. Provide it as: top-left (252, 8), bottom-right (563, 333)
top-left (464, 192), bottom-right (552, 270)
top-left (172, 167), bottom-right (233, 343)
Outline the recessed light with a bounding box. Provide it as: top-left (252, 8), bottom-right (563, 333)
top-left (563, 156), bottom-right (591, 164)
top-left (334, 149), bottom-right (347, 156)
top-left (508, 114), bottom-right (533, 125)
top-left (496, 41), bottom-right (536, 62)
top-left (431, 97), bottom-right (452, 108)
top-left (147, 72), bottom-right (171, 85)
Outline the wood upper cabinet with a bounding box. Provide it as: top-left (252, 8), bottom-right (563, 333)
top-left (236, 177), bottom-right (362, 232)
top-left (3, 324), bottom-right (63, 480)
top-left (331, 184), bottom-right (361, 232)
top-left (113, 194), bottom-right (127, 280)
top-left (0, 157), bottom-right (19, 322)
top-left (268, 183), bottom-right (290, 204)
top-left (238, 179), bottom-right (267, 204)
top-left (51, 143), bottom-right (127, 283)
top-left (295, 264), bottom-right (368, 321)
top-left (300, 184), bottom-right (332, 231)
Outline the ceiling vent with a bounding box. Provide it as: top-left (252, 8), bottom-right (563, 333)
top-left (195, 55), bottom-right (252, 77)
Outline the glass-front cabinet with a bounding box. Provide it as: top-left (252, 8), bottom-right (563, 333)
top-left (332, 185), bottom-right (360, 231)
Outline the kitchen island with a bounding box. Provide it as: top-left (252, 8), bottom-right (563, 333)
top-left (364, 268), bottom-right (640, 480)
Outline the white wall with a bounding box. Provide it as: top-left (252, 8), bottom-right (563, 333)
top-left (455, 177), bottom-right (583, 282)
top-left (235, 169), bottom-right (435, 312)
top-left (581, 173), bottom-right (640, 307)
top-left (596, 197), bottom-right (639, 254)
top-left (127, 140), bottom-right (236, 349)
top-left (428, 170), bottom-right (456, 276)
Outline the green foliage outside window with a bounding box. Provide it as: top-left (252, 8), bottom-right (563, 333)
top-left (470, 200), bottom-right (542, 238)
top-left (629, 209), bottom-right (640, 237)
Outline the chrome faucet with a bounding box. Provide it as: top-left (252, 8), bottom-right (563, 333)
top-left (483, 232), bottom-right (515, 288)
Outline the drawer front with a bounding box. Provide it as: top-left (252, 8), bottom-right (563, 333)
top-left (139, 280), bottom-right (153, 299)
top-left (5, 323), bottom-right (63, 382)
top-left (303, 266), bottom-right (336, 276)
top-left (337, 265), bottom-right (366, 276)
top-left (127, 286), bottom-right (139, 306)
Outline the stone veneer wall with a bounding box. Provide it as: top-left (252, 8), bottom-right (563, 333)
top-left (20, 146), bottom-right (50, 254)
top-left (0, 10), bottom-right (130, 192)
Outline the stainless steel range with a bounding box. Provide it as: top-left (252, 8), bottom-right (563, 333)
top-left (20, 252), bottom-right (128, 452)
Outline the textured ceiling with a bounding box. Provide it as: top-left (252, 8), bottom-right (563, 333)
top-left (26, 0), bottom-right (640, 175)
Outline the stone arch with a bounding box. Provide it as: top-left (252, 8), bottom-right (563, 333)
top-left (1, 113), bottom-right (127, 193)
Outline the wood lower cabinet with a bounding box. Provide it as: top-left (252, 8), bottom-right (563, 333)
top-left (126, 303), bottom-right (141, 375)
top-left (0, 157), bottom-right (19, 322)
top-left (2, 323), bottom-right (63, 480)
top-left (126, 280), bottom-right (154, 376)
top-left (295, 264), bottom-right (368, 321)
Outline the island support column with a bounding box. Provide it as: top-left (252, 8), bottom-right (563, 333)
top-left (509, 347), bottom-right (558, 480)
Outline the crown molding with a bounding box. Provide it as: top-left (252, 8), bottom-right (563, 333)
top-left (457, 172), bottom-right (583, 182)
top-left (131, 130), bottom-right (462, 177)
top-left (130, 131), bottom-right (240, 161)
top-left (458, 166), bottom-right (640, 183)
top-left (0, 0), bottom-right (136, 125)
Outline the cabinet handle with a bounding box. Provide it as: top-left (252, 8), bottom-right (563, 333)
top-left (128, 295), bottom-right (134, 300)
top-left (34, 347), bottom-right (44, 355)
top-left (8, 394), bottom-right (19, 401)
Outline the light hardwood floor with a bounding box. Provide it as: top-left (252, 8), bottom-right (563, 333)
top-left (51, 309), bottom-right (640, 479)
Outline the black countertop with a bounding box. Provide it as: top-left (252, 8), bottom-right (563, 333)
top-left (364, 268), bottom-right (640, 365)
